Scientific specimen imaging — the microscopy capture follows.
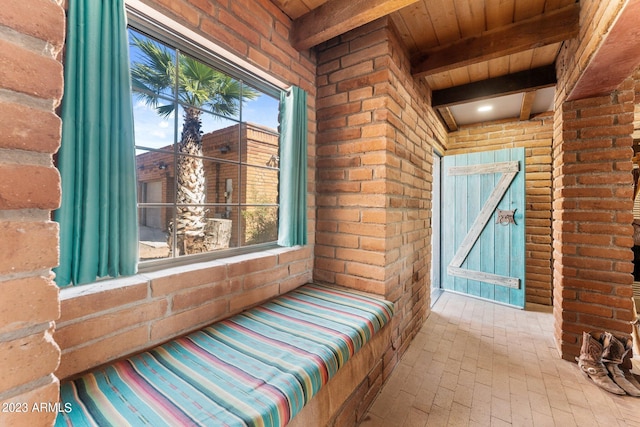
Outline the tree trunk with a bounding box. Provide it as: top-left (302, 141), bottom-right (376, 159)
top-left (170, 107), bottom-right (208, 255)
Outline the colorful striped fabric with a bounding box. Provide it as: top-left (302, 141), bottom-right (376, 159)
top-left (56, 283), bottom-right (394, 427)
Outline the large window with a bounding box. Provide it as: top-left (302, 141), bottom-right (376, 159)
top-left (129, 27), bottom-right (281, 265)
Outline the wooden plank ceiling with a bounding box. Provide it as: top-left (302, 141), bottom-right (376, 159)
top-left (271, 0), bottom-right (579, 131)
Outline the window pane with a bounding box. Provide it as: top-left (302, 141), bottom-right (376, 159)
top-left (208, 205), bottom-right (236, 223)
top-left (177, 52), bottom-right (241, 121)
top-left (243, 166), bottom-right (278, 205)
top-left (242, 206), bottom-right (278, 246)
top-left (132, 93), bottom-right (176, 151)
top-left (136, 148), bottom-right (174, 203)
top-left (139, 206), bottom-right (172, 261)
top-left (221, 206), bottom-right (240, 248)
top-left (204, 214), bottom-right (234, 250)
top-left (174, 104), bottom-right (206, 158)
top-left (243, 123), bottom-right (279, 167)
top-left (201, 159), bottom-right (239, 205)
top-left (200, 114), bottom-right (240, 162)
top-left (174, 156), bottom-right (238, 205)
top-left (172, 207), bottom-right (236, 257)
top-left (129, 29), bottom-right (177, 101)
top-left (174, 156), bottom-right (206, 211)
top-left (242, 91), bottom-right (279, 130)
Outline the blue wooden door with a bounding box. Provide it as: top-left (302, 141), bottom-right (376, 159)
top-left (441, 148), bottom-right (526, 308)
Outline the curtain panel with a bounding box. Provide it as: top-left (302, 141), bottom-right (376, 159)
top-left (55, 0), bottom-right (138, 287)
top-left (278, 86), bottom-right (308, 247)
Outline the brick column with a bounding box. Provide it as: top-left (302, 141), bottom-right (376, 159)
top-left (314, 18), bottom-right (447, 423)
top-left (552, 78), bottom-right (636, 360)
top-left (315, 17), bottom-right (442, 320)
top-left (0, 0), bottom-right (65, 424)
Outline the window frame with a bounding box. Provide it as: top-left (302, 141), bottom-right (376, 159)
top-left (126, 5), bottom-right (285, 273)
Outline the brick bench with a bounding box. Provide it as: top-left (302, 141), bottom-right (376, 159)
top-left (55, 283), bottom-right (394, 426)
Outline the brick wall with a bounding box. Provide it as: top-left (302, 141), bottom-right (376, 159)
top-left (54, 0), bottom-right (318, 380)
top-left (56, 247), bottom-right (313, 378)
top-left (0, 0), bottom-right (65, 424)
top-left (555, 0), bottom-right (627, 103)
top-left (552, 82), bottom-right (636, 360)
top-left (635, 68), bottom-right (640, 152)
top-left (315, 18), bottom-right (447, 425)
top-left (447, 114), bottom-right (554, 305)
top-left (553, 0), bottom-right (636, 360)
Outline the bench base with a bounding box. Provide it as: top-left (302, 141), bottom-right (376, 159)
top-left (56, 283), bottom-right (394, 426)
top-left (288, 322), bottom-right (391, 427)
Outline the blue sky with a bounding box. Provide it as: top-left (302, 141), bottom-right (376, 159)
top-left (132, 94), bottom-right (279, 151)
top-left (128, 29), bottom-right (280, 151)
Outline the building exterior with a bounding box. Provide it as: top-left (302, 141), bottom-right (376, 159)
top-left (136, 122), bottom-right (280, 256)
top-left (1, 0), bottom-right (639, 425)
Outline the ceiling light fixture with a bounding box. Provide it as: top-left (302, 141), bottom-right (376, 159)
top-left (477, 105), bottom-right (493, 112)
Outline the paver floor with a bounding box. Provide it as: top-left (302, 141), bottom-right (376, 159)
top-left (360, 292), bottom-right (640, 426)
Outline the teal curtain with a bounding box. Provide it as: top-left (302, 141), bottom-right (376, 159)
top-left (278, 86), bottom-right (308, 246)
top-left (55, 0), bottom-right (138, 287)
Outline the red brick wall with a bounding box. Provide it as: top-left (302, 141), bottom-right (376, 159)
top-left (315, 18), bottom-right (447, 425)
top-left (56, 247), bottom-right (313, 378)
top-left (447, 114), bottom-right (554, 305)
top-left (636, 69), bottom-right (640, 162)
top-left (55, 0), bottom-right (317, 380)
top-left (551, 0), bottom-right (637, 361)
top-left (552, 83), bottom-right (636, 360)
top-left (0, 0), bottom-right (65, 424)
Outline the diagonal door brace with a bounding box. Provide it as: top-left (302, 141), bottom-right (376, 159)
top-left (447, 161), bottom-right (520, 289)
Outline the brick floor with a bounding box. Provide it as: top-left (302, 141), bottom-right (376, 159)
top-left (360, 292), bottom-right (640, 426)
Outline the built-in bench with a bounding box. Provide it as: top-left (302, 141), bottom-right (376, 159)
top-left (55, 283), bottom-right (394, 426)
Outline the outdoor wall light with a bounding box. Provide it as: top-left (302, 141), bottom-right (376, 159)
top-left (266, 154), bottom-right (279, 167)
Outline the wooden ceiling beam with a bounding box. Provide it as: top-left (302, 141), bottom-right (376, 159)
top-left (291, 0), bottom-right (419, 51)
top-left (412, 3), bottom-right (579, 78)
top-left (438, 107), bottom-right (458, 132)
top-left (519, 91), bottom-right (537, 121)
top-left (432, 65), bottom-right (556, 108)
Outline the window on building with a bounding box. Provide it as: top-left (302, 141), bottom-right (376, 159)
top-left (128, 26), bottom-right (282, 265)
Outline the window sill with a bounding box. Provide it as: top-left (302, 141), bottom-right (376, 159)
top-left (59, 244), bottom-right (302, 301)
top-left (56, 244), bottom-right (312, 379)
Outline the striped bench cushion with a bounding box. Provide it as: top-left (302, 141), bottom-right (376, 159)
top-left (56, 283), bottom-right (394, 427)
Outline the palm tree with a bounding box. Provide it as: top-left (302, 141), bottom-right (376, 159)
top-left (130, 35), bottom-right (257, 255)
